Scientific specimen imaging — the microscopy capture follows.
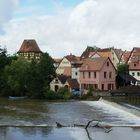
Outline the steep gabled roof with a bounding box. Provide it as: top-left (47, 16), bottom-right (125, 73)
top-left (18, 39), bottom-right (42, 53)
top-left (127, 47), bottom-right (140, 62)
top-left (57, 75), bottom-right (70, 84)
top-left (80, 46), bottom-right (100, 58)
top-left (123, 51), bottom-right (131, 62)
top-left (80, 57), bottom-right (109, 71)
top-left (53, 58), bottom-right (62, 63)
top-left (65, 54), bottom-right (80, 63)
top-left (114, 49), bottom-right (123, 60)
top-left (129, 61), bottom-right (140, 70)
top-left (67, 79), bottom-right (79, 89)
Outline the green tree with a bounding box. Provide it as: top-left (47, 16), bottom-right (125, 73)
top-left (26, 52), bottom-right (56, 98)
top-left (37, 53), bottom-right (56, 96)
top-left (26, 59), bottom-right (41, 98)
top-left (57, 87), bottom-right (71, 99)
top-left (117, 63), bottom-right (129, 74)
top-left (4, 58), bottom-right (30, 96)
top-left (0, 48), bottom-right (17, 95)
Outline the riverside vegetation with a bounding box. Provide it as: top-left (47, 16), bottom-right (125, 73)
top-left (0, 47), bottom-right (71, 99)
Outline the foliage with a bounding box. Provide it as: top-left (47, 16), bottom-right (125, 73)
top-left (0, 51), bottom-right (56, 99)
top-left (4, 58), bottom-right (30, 96)
top-left (87, 86), bottom-right (94, 96)
top-left (44, 90), bottom-right (58, 100)
top-left (0, 48), bottom-right (17, 96)
top-left (31, 52), bottom-right (56, 98)
top-left (117, 63), bottom-right (129, 74)
top-left (57, 87), bottom-right (71, 99)
top-left (44, 87), bottom-right (71, 100)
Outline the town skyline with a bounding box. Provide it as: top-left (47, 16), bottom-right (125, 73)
top-left (0, 0), bottom-right (140, 57)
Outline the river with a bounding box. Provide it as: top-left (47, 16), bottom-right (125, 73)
top-left (0, 97), bottom-right (140, 140)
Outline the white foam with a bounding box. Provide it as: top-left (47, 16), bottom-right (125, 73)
top-left (82, 100), bottom-right (140, 126)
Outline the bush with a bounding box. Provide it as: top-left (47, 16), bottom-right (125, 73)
top-left (87, 86), bottom-right (94, 96)
top-left (57, 87), bottom-right (71, 99)
top-left (44, 90), bottom-right (57, 100)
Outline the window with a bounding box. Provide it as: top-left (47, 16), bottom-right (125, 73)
top-left (94, 84), bottom-right (98, 89)
top-left (104, 72), bottom-right (107, 78)
top-left (94, 72), bottom-right (96, 78)
top-left (132, 72), bottom-right (135, 76)
top-left (83, 72), bottom-right (85, 78)
top-left (134, 63), bottom-right (136, 67)
top-left (55, 85), bottom-right (59, 92)
top-left (88, 72), bottom-right (91, 78)
top-left (84, 84), bottom-right (88, 90)
top-left (102, 84), bottom-right (104, 90)
top-left (107, 62), bottom-right (109, 66)
top-left (137, 72), bottom-right (140, 76)
top-left (75, 72), bottom-right (78, 76)
top-left (109, 72), bottom-right (112, 78)
top-left (108, 84), bottom-right (112, 90)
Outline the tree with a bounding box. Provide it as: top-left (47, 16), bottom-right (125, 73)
top-left (4, 58), bottom-right (30, 96)
top-left (117, 63), bottom-right (129, 74)
top-left (27, 52), bottom-right (56, 98)
top-left (0, 47), bottom-right (17, 95)
top-left (37, 53), bottom-right (56, 92)
top-left (26, 59), bottom-right (41, 98)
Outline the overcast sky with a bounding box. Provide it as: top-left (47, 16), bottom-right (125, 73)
top-left (0, 0), bottom-right (140, 57)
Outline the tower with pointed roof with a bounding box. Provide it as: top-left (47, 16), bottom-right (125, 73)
top-left (17, 39), bottom-right (42, 60)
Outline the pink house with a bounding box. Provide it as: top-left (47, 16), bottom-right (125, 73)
top-left (80, 57), bottom-right (116, 92)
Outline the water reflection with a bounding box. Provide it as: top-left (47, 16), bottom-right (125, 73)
top-left (0, 127), bottom-right (52, 140)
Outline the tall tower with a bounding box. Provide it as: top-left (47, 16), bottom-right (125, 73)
top-left (17, 39), bottom-right (42, 60)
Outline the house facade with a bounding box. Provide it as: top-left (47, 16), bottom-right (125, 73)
top-left (17, 39), bottom-right (42, 60)
top-left (56, 54), bottom-right (80, 77)
top-left (127, 47), bottom-right (140, 81)
top-left (81, 47), bottom-right (123, 68)
top-left (50, 75), bottom-right (79, 92)
top-left (71, 61), bottom-right (82, 83)
top-left (56, 57), bottom-right (71, 75)
top-left (80, 57), bottom-right (116, 93)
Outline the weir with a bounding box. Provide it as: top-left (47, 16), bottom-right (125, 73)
top-left (83, 98), bottom-right (140, 127)
top-left (99, 98), bottom-right (140, 117)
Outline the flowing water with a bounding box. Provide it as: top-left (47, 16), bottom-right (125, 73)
top-left (0, 97), bottom-right (140, 140)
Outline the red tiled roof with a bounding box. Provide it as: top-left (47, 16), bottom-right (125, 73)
top-left (80, 57), bottom-right (108, 71)
top-left (67, 78), bottom-right (79, 89)
top-left (97, 51), bottom-right (111, 58)
top-left (128, 47), bottom-right (140, 62)
top-left (129, 61), bottom-right (140, 70)
top-left (123, 51), bottom-right (131, 62)
top-left (65, 54), bottom-right (80, 63)
top-left (53, 58), bottom-right (62, 63)
top-left (18, 39), bottom-right (42, 53)
top-left (57, 75), bottom-right (70, 84)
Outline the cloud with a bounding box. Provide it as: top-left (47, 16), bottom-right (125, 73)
top-left (0, 0), bottom-right (18, 34)
top-left (1, 0), bottom-right (140, 57)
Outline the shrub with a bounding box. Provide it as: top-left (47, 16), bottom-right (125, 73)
top-left (57, 87), bottom-right (71, 99)
top-left (44, 90), bottom-right (57, 100)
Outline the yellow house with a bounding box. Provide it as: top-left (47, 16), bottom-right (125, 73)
top-left (56, 54), bottom-right (80, 76)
